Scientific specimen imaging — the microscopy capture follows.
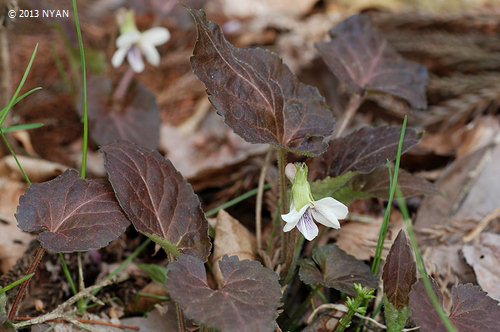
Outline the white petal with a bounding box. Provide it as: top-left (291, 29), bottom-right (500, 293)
top-left (296, 210), bottom-right (318, 241)
top-left (116, 31), bottom-right (141, 48)
top-left (141, 27), bottom-right (170, 46)
top-left (140, 42), bottom-right (160, 66)
top-left (311, 197), bottom-right (348, 229)
top-left (127, 46), bottom-right (144, 72)
top-left (111, 47), bottom-right (128, 68)
top-left (282, 203), bottom-right (309, 228)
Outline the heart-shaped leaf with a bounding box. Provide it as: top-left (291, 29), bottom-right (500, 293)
top-left (309, 126), bottom-right (421, 180)
top-left (409, 280), bottom-right (500, 332)
top-left (383, 230), bottom-right (417, 309)
top-left (299, 244), bottom-right (377, 296)
top-left (15, 169), bottom-right (130, 253)
top-left (188, 8), bottom-right (335, 156)
top-left (166, 254), bottom-right (281, 332)
top-left (78, 76), bottom-right (160, 149)
top-left (101, 141), bottom-right (211, 261)
top-left (316, 14), bottom-right (428, 109)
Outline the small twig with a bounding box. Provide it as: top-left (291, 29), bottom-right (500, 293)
top-left (306, 303), bottom-right (420, 331)
top-left (334, 93), bottom-right (365, 138)
top-left (15, 317), bottom-right (139, 330)
top-left (13, 274), bottom-right (128, 328)
top-left (256, 147), bottom-right (273, 251)
top-left (8, 245), bottom-right (45, 320)
top-left (462, 206), bottom-right (500, 242)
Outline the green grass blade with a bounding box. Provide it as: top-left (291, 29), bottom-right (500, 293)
top-left (395, 185), bottom-right (457, 332)
top-left (0, 273), bottom-right (34, 294)
top-left (0, 87), bottom-right (42, 114)
top-left (0, 130), bottom-right (31, 185)
top-left (371, 116), bottom-right (407, 274)
top-left (72, 0), bottom-right (88, 179)
top-left (2, 123), bottom-right (44, 133)
top-left (205, 184), bottom-right (271, 217)
top-left (0, 45), bottom-right (38, 126)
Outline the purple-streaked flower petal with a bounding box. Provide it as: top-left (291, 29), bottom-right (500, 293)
top-left (282, 203), bottom-right (309, 232)
top-left (296, 209), bottom-right (318, 241)
top-left (127, 46), bottom-right (145, 72)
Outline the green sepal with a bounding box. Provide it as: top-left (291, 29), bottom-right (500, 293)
top-left (384, 294), bottom-right (410, 332)
top-left (141, 232), bottom-right (180, 258)
top-left (291, 163), bottom-right (313, 211)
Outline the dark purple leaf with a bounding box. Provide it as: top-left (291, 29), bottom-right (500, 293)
top-left (101, 141), bottom-right (211, 261)
top-left (309, 126), bottom-right (421, 179)
top-left (449, 284), bottom-right (500, 332)
top-left (316, 14), bottom-right (428, 109)
top-left (409, 279), bottom-right (446, 332)
top-left (15, 169), bottom-right (130, 253)
top-left (78, 76), bottom-right (160, 150)
top-left (189, 8), bottom-right (335, 156)
top-left (383, 231), bottom-right (417, 309)
top-left (351, 166), bottom-right (438, 199)
top-left (410, 280), bottom-right (500, 332)
top-left (166, 254), bottom-right (281, 332)
top-left (299, 244), bottom-right (377, 296)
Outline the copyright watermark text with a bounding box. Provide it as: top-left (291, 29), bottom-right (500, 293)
top-left (7, 9), bottom-right (70, 19)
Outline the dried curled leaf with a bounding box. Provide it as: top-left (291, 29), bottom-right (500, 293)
top-left (383, 231), bottom-right (417, 309)
top-left (316, 14), bottom-right (428, 109)
top-left (79, 76), bottom-right (160, 149)
top-left (15, 169), bottom-right (130, 253)
top-left (299, 244), bottom-right (377, 296)
top-left (309, 126), bottom-right (421, 179)
top-left (102, 141), bottom-right (211, 261)
top-left (166, 254), bottom-right (281, 332)
top-left (189, 8), bottom-right (335, 156)
top-left (409, 280), bottom-right (500, 332)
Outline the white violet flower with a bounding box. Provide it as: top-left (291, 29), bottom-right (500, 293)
top-left (111, 9), bottom-right (170, 73)
top-left (282, 163), bottom-right (348, 241)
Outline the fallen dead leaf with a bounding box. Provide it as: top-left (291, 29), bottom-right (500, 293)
top-left (457, 115), bottom-right (500, 158)
top-left (0, 155), bottom-right (68, 183)
top-left (218, 0), bottom-right (318, 18)
top-left (211, 210), bottom-right (257, 286)
top-left (0, 178), bottom-right (33, 274)
top-left (462, 233), bottom-right (500, 302)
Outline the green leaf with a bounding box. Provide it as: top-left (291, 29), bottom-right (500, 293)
top-left (310, 171), bottom-right (358, 199)
top-left (384, 295), bottom-right (410, 332)
top-left (1, 123), bottom-right (44, 133)
top-left (137, 264), bottom-right (168, 284)
top-left (0, 293), bottom-right (15, 331)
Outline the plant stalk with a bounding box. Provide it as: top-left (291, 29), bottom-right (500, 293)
top-left (167, 253), bottom-right (186, 332)
top-left (277, 148), bottom-right (288, 265)
top-left (112, 67), bottom-right (135, 103)
top-left (8, 245), bottom-right (45, 320)
top-left (334, 93), bottom-right (364, 138)
top-left (256, 148), bottom-right (273, 251)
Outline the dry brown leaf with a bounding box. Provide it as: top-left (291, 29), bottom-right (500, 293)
top-left (462, 233), bottom-right (500, 302)
top-left (160, 113), bottom-right (267, 181)
top-left (0, 155), bottom-right (68, 183)
top-left (134, 282), bottom-right (170, 313)
top-left (457, 116), bottom-right (500, 157)
top-left (218, 0), bottom-right (318, 18)
top-left (211, 210), bottom-right (257, 286)
top-left (0, 178), bottom-right (34, 273)
top-left (331, 211), bottom-right (403, 261)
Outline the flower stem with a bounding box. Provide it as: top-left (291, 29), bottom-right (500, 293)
top-left (277, 148), bottom-right (288, 265)
top-left (256, 147), bottom-right (273, 252)
top-left (113, 67), bottom-right (135, 104)
top-left (167, 253), bottom-right (186, 332)
top-left (8, 245), bottom-right (45, 321)
top-left (334, 93), bottom-right (364, 138)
